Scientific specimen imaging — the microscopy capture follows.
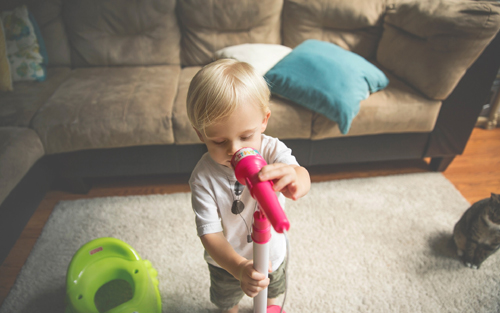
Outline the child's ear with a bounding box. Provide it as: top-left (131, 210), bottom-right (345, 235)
top-left (194, 127), bottom-right (205, 143)
top-left (261, 111), bottom-right (271, 132)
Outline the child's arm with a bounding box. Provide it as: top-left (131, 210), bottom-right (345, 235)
top-left (200, 232), bottom-right (269, 297)
top-left (258, 164), bottom-right (311, 200)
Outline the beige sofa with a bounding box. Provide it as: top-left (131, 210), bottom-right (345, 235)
top-left (1, 0), bottom-right (499, 264)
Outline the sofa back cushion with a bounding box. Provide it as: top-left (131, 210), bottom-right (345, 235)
top-left (63, 0), bottom-right (180, 67)
top-left (31, 0), bottom-right (72, 67)
top-left (178, 0), bottom-right (283, 66)
top-left (282, 0), bottom-right (387, 59)
top-left (377, 0), bottom-right (500, 101)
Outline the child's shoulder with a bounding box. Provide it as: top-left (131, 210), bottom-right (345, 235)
top-left (260, 134), bottom-right (282, 151)
top-left (189, 152), bottom-right (228, 185)
top-left (260, 134), bottom-right (298, 165)
top-left (189, 153), bottom-right (213, 183)
top-left (261, 134), bottom-right (289, 153)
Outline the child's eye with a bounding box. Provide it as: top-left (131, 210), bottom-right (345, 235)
top-left (213, 140), bottom-right (226, 145)
top-left (241, 134), bottom-right (253, 140)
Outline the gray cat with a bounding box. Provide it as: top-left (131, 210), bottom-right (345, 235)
top-left (453, 193), bottom-right (500, 269)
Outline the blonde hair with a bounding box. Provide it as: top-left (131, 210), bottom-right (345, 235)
top-left (186, 58), bottom-right (271, 131)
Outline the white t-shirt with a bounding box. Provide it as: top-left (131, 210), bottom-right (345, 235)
top-left (189, 134), bottom-right (299, 272)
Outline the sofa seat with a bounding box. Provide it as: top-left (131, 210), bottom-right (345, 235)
top-left (31, 66), bottom-right (181, 155)
top-left (0, 127), bottom-right (45, 204)
top-left (0, 68), bottom-right (72, 127)
top-left (172, 66), bottom-right (314, 145)
top-left (312, 69), bottom-right (442, 140)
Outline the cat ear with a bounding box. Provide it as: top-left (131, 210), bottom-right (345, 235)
top-left (491, 193), bottom-right (500, 204)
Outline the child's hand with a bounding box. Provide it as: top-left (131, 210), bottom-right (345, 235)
top-left (237, 260), bottom-right (270, 298)
top-left (258, 163), bottom-right (303, 200)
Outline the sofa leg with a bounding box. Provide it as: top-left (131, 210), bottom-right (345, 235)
top-left (56, 177), bottom-right (92, 194)
top-left (430, 156), bottom-right (456, 172)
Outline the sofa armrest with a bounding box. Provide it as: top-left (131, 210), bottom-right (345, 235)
top-left (377, 0), bottom-right (500, 100)
top-left (425, 31), bottom-right (500, 160)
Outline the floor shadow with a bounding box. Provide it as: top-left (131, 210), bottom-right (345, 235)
top-left (428, 231), bottom-right (458, 261)
top-left (22, 284), bottom-right (66, 313)
top-left (162, 291), bottom-right (256, 313)
top-left (412, 231), bottom-right (466, 275)
top-left (162, 291), bottom-right (220, 313)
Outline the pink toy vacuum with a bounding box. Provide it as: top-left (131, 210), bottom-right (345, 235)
top-left (231, 148), bottom-right (290, 313)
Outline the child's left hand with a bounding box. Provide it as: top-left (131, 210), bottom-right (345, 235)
top-left (258, 163), bottom-right (309, 200)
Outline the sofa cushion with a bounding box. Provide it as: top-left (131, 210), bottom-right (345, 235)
top-left (265, 39), bottom-right (389, 135)
top-left (377, 0), bottom-right (500, 100)
top-left (282, 0), bottom-right (387, 59)
top-left (63, 0), bottom-right (180, 67)
top-left (172, 66), bottom-right (201, 145)
top-left (172, 66), bottom-right (312, 145)
top-left (312, 68), bottom-right (442, 140)
top-left (0, 127), bottom-right (44, 205)
top-left (266, 96), bottom-right (313, 140)
top-left (178, 0), bottom-right (283, 66)
top-left (0, 67), bottom-right (71, 127)
top-left (28, 0), bottom-right (71, 67)
top-left (31, 66), bottom-right (180, 154)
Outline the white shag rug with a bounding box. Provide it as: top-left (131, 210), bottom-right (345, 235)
top-left (1, 173), bottom-right (499, 313)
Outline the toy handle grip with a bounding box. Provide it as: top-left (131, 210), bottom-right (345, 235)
top-left (251, 180), bottom-right (290, 233)
top-left (231, 148), bottom-right (290, 233)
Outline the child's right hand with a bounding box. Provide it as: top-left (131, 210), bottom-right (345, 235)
top-left (237, 260), bottom-right (270, 298)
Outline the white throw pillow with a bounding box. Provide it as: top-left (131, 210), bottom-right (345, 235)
top-left (214, 44), bottom-right (292, 76)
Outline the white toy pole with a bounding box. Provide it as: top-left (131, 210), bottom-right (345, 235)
top-left (253, 238), bottom-right (269, 313)
top-left (252, 210), bottom-right (271, 313)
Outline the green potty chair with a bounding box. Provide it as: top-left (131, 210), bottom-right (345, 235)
top-left (65, 237), bottom-right (161, 313)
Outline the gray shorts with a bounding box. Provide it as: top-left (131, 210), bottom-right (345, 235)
top-left (208, 260), bottom-right (286, 310)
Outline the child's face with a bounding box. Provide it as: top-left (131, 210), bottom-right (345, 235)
top-left (195, 102), bottom-right (270, 168)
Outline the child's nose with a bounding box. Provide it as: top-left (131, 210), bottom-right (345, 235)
top-left (227, 141), bottom-right (241, 156)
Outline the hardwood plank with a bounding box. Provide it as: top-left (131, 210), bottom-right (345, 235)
top-left (441, 127), bottom-right (500, 204)
top-left (0, 127), bottom-right (498, 306)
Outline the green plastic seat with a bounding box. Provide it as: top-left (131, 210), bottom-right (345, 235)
top-left (65, 237), bottom-right (161, 313)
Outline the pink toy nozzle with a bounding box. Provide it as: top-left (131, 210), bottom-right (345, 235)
top-left (231, 148), bottom-right (290, 233)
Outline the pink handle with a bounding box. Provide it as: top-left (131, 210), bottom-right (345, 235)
top-left (231, 148), bottom-right (290, 233)
top-left (252, 211), bottom-right (271, 244)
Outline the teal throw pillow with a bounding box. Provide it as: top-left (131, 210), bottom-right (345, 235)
top-left (264, 39), bottom-right (389, 134)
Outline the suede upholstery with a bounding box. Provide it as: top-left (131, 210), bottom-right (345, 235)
top-left (0, 127), bottom-right (44, 204)
top-left (378, 0), bottom-right (500, 100)
top-left (178, 0), bottom-right (283, 66)
top-left (172, 66), bottom-right (202, 145)
top-left (32, 66), bottom-right (180, 154)
top-left (28, 0), bottom-right (71, 67)
top-left (0, 67), bottom-right (71, 127)
top-left (64, 0), bottom-right (180, 67)
top-left (282, 0), bottom-right (386, 59)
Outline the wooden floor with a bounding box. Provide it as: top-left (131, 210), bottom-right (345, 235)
top-left (0, 127), bottom-right (499, 306)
